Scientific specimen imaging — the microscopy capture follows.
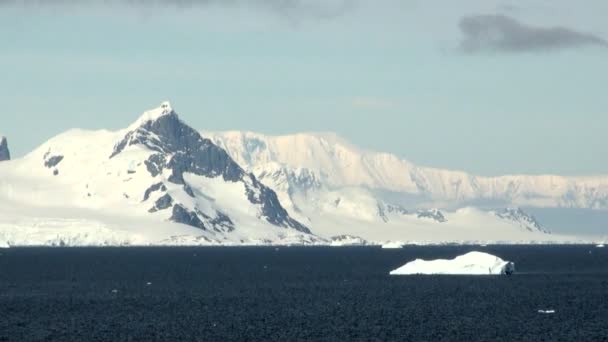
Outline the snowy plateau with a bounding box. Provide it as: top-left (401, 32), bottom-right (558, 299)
top-left (389, 252), bottom-right (515, 275)
top-left (0, 102), bottom-right (603, 246)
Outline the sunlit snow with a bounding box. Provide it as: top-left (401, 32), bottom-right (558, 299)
top-left (389, 251), bottom-right (515, 275)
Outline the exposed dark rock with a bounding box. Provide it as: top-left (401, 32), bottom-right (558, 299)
top-left (0, 136), bottom-right (10, 161)
top-left (245, 175), bottom-right (310, 234)
top-left (170, 204), bottom-right (206, 230)
top-left (330, 235), bottom-right (368, 246)
top-left (386, 204), bottom-right (408, 215)
top-left (144, 154), bottom-right (165, 177)
top-left (44, 155), bottom-right (64, 168)
top-left (377, 204), bottom-right (389, 223)
top-left (495, 208), bottom-right (549, 233)
top-left (183, 183), bottom-right (195, 198)
top-left (148, 194), bottom-right (173, 213)
top-left (53, 169), bottom-right (59, 176)
top-left (376, 203), bottom-right (409, 223)
top-left (110, 107), bottom-right (310, 233)
top-left (417, 209), bottom-right (447, 223)
top-left (210, 211), bottom-right (234, 232)
top-left (111, 112), bottom-right (243, 183)
top-left (143, 182), bottom-right (167, 202)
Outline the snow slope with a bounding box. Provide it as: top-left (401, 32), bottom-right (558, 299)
top-left (207, 131), bottom-right (608, 210)
top-left (389, 251), bottom-right (515, 275)
top-left (0, 103), bottom-right (318, 246)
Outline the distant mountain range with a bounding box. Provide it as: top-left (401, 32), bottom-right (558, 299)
top-left (0, 102), bottom-right (602, 246)
top-left (207, 130), bottom-right (608, 210)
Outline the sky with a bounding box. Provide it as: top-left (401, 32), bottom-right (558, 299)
top-left (1, 0), bottom-right (607, 176)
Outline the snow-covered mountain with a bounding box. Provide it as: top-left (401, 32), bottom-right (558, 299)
top-left (0, 102), bottom-right (318, 246)
top-left (189, 141), bottom-right (559, 243)
top-left (202, 130), bottom-right (608, 242)
top-left (207, 131), bottom-right (608, 210)
top-left (0, 103), bottom-right (587, 246)
top-left (492, 208), bottom-right (549, 234)
top-left (0, 136), bottom-right (9, 162)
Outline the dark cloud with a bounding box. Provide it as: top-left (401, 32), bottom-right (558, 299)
top-left (0, 0), bottom-right (356, 19)
top-left (459, 14), bottom-right (608, 53)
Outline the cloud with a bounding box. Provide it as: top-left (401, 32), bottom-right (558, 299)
top-left (459, 14), bottom-right (608, 53)
top-left (0, 0), bottom-right (356, 19)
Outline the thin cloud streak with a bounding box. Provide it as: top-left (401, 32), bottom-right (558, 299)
top-left (459, 14), bottom-right (608, 53)
top-left (0, 0), bottom-right (357, 20)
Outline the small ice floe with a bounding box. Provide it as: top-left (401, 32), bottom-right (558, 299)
top-left (146, 282), bottom-right (152, 286)
top-left (596, 244), bottom-right (605, 248)
top-left (111, 289), bottom-right (119, 294)
top-left (538, 309), bottom-right (556, 314)
top-left (390, 251), bottom-right (515, 275)
top-left (381, 241), bottom-right (404, 249)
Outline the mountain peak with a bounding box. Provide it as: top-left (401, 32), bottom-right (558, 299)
top-left (108, 103), bottom-right (311, 234)
top-left (127, 101), bottom-right (174, 131)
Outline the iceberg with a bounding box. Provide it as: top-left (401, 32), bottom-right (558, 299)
top-left (381, 241), bottom-right (404, 249)
top-left (537, 309), bottom-right (555, 314)
top-left (389, 251), bottom-right (515, 275)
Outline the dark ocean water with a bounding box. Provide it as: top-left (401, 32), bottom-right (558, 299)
top-left (0, 245), bottom-right (607, 341)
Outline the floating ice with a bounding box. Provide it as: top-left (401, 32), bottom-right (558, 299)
top-left (381, 241), bottom-right (404, 249)
top-left (389, 251), bottom-right (515, 275)
top-left (596, 244), bottom-right (605, 248)
top-left (538, 309), bottom-right (555, 314)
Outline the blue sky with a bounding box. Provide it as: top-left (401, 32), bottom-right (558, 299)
top-left (1, 0), bottom-right (607, 176)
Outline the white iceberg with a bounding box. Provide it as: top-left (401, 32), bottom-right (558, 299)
top-left (381, 241), bottom-right (404, 249)
top-left (0, 240), bottom-right (9, 248)
top-left (596, 244), bottom-right (605, 248)
top-left (389, 251), bottom-right (515, 275)
top-left (537, 309), bottom-right (555, 314)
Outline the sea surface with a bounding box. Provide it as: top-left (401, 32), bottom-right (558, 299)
top-left (0, 245), bottom-right (607, 341)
